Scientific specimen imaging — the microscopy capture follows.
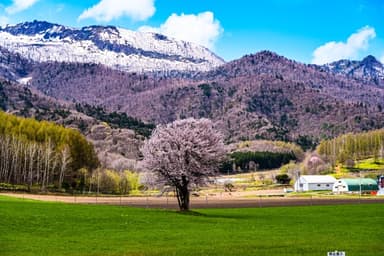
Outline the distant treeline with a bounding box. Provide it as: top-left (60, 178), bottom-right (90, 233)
top-left (317, 129), bottom-right (384, 165)
top-left (221, 151), bottom-right (296, 173)
top-left (75, 104), bottom-right (155, 137)
top-left (0, 111), bottom-right (99, 190)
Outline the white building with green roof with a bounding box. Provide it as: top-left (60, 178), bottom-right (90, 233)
top-left (332, 178), bottom-right (378, 193)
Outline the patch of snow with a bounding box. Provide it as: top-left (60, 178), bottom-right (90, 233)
top-left (17, 76), bottom-right (32, 84)
top-left (0, 23), bottom-right (225, 73)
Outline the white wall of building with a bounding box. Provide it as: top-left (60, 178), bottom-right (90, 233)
top-left (294, 175), bottom-right (336, 192)
top-left (332, 180), bottom-right (349, 193)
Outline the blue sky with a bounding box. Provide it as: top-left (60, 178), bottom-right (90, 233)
top-left (0, 0), bottom-right (383, 63)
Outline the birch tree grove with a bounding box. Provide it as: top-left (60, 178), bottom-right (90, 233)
top-left (317, 129), bottom-right (384, 164)
top-left (0, 111), bottom-right (99, 190)
top-left (141, 118), bottom-right (226, 211)
top-left (0, 134), bottom-right (60, 189)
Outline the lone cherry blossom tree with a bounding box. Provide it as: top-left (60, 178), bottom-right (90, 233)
top-left (141, 118), bottom-right (226, 211)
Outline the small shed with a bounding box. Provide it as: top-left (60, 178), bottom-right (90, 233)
top-left (294, 175), bottom-right (336, 192)
top-left (332, 178), bottom-right (378, 193)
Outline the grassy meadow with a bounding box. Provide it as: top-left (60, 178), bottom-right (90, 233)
top-left (0, 195), bottom-right (383, 256)
top-left (354, 158), bottom-right (384, 170)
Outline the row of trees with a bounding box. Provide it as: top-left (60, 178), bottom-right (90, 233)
top-left (0, 111), bottom-right (99, 190)
top-left (0, 134), bottom-right (70, 190)
top-left (317, 129), bottom-right (384, 166)
top-left (75, 103), bottom-right (155, 137)
top-left (235, 140), bottom-right (304, 159)
top-left (221, 151), bottom-right (296, 172)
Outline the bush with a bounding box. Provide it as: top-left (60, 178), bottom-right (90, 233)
top-left (120, 170), bottom-right (140, 194)
top-left (280, 161), bottom-right (298, 175)
top-left (345, 159), bottom-right (355, 168)
top-left (0, 183), bottom-right (28, 192)
top-left (91, 169), bottom-right (140, 194)
top-left (224, 182), bottom-right (235, 192)
top-left (100, 170), bottom-right (120, 194)
top-left (275, 174), bottom-right (291, 184)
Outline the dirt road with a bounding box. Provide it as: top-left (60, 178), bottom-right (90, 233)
top-left (2, 193), bottom-right (384, 209)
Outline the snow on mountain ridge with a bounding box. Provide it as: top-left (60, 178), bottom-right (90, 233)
top-left (324, 55), bottom-right (384, 84)
top-left (0, 20), bottom-right (225, 72)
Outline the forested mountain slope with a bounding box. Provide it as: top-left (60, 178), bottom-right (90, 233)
top-left (0, 79), bottom-right (148, 169)
top-left (28, 51), bottom-right (383, 144)
top-left (2, 45), bottom-right (384, 145)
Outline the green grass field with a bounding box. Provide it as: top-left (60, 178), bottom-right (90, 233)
top-left (354, 158), bottom-right (384, 170)
top-left (0, 196), bottom-right (383, 256)
top-left (338, 158), bottom-right (384, 177)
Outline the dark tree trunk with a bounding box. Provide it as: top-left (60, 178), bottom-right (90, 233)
top-left (175, 176), bottom-right (190, 211)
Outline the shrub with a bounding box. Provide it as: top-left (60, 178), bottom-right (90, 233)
top-left (120, 170), bottom-right (140, 194)
top-left (0, 183), bottom-right (28, 192)
top-left (275, 174), bottom-right (291, 184)
top-left (91, 169), bottom-right (141, 194)
top-left (224, 182), bottom-right (235, 192)
top-left (345, 159), bottom-right (355, 168)
top-left (98, 170), bottom-right (120, 194)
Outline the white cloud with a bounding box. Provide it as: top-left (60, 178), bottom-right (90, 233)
top-left (0, 16), bottom-right (9, 27)
top-left (5, 0), bottom-right (39, 14)
top-left (139, 12), bottom-right (223, 50)
top-left (312, 26), bottom-right (376, 64)
top-left (78, 0), bottom-right (155, 22)
top-left (380, 55), bottom-right (384, 64)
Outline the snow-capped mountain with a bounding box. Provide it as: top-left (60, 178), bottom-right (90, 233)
top-left (324, 55), bottom-right (384, 85)
top-left (0, 20), bottom-right (225, 73)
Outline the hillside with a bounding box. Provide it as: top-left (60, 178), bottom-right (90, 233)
top-left (2, 50), bottom-right (384, 145)
top-left (0, 46), bottom-right (33, 81)
top-left (0, 79), bottom-right (147, 170)
top-left (2, 36), bottom-right (384, 146)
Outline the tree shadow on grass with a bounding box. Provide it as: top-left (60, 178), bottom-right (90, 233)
top-left (174, 210), bottom-right (250, 220)
top-left (175, 210), bottom-right (206, 216)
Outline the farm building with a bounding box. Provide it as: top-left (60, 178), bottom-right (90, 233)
top-left (332, 178), bottom-right (378, 193)
top-left (294, 175), bottom-right (336, 192)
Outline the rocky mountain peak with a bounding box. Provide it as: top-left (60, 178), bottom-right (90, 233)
top-left (362, 54), bottom-right (378, 63)
top-left (325, 55), bottom-right (384, 86)
top-left (0, 20), bottom-right (225, 73)
top-left (252, 50), bottom-right (286, 60)
top-left (361, 55), bottom-right (381, 68)
top-left (1, 20), bottom-right (62, 36)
